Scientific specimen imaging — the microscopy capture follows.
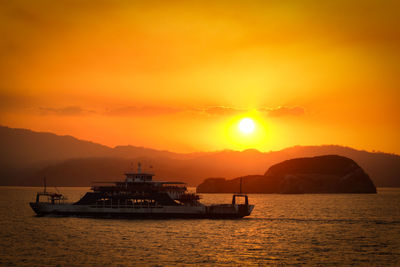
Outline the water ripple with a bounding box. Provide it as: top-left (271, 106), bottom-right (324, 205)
top-left (0, 187), bottom-right (399, 266)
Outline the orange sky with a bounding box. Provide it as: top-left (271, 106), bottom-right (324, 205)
top-left (1, 0), bottom-right (400, 153)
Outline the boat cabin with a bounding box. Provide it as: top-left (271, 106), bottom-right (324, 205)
top-left (124, 162), bottom-right (155, 183)
top-left (125, 172), bottom-right (154, 183)
top-left (232, 194), bottom-right (249, 206)
top-left (35, 191), bottom-right (65, 204)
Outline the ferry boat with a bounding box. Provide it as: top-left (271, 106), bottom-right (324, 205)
top-left (30, 163), bottom-right (254, 219)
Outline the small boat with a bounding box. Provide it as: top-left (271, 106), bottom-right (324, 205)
top-left (30, 163), bottom-right (254, 219)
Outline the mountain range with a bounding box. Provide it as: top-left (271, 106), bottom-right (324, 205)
top-left (0, 125), bottom-right (399, 187)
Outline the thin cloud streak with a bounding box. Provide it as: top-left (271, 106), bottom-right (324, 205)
top-left (260, 106), bottom-right (305, 117)
top-left (105, 106), bottom-right (182, 117)
top-left (201, 106), bottom-right (244, 116)
top-left (38, 106), bottom-right (94, 116)
top-left (104, 105), bottom-right (244, 117)
top-left (37, 105), bottom-right (306, 118)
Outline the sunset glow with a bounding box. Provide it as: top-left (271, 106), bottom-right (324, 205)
top-left (1, 1), bottom-right (399, 154)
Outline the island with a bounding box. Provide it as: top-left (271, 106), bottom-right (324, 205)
top-left (196, 155), bottom-right (377, 194)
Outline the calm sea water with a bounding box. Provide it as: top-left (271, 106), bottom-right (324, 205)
top-left (0, 187), bottom-right (399, 266)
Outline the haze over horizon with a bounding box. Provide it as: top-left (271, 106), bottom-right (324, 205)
top-left (1, 1), bottom-right (399, 154)
top-left (2, 125), bottom-right (398, 156)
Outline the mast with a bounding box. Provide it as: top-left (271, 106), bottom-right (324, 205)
top-left (239, 177), bottom-right (242, 194)
top-left (44, 177), bottom-right (47, 193)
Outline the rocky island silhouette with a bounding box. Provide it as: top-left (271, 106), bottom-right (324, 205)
top-left (196, 155), bottom-right (377, 194)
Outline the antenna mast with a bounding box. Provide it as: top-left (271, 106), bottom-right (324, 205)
top-left (43, 177), bottom-right (47, 193)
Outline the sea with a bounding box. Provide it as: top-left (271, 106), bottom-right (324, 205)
top-left (0, 187), bottom-right (399, 266)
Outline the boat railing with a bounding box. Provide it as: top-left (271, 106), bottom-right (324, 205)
top-left (90, 198), bottom-right (162, 209)
top-left (35, 191), bottom-right (67, 204)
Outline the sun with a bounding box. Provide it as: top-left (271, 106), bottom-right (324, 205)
top-left (223, 111), bottom-right (268, 150)
top-left (238, 118), bottom-right (255, 134)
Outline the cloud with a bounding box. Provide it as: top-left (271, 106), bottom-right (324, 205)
top-left (201, 106), bottom-right (244, 116)
top-left (260, 106), bottom-right (305, 117)
top-left (104, 105), bottom-right (244, 117)
top-left (105, 106), bottom-right (182, 116)
top-left (39, 104), bottom-right (304, 118)
top-left (38, 106), bottom-right (94, 116)
top-left (104, 105), bottom-right (305, 118)
top-left (35, 105), bottom-right (306, 118)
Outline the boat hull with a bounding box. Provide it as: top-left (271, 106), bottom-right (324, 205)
top-left (29, 202), bottom-right (254, 219)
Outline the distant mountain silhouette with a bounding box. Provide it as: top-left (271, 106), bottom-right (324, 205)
top-left (197, 155), bottom-right (377, 194)
top-left (0, 125), bottom-right (399, 187)
top-left (0, 126), bottom-right (202, 167)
